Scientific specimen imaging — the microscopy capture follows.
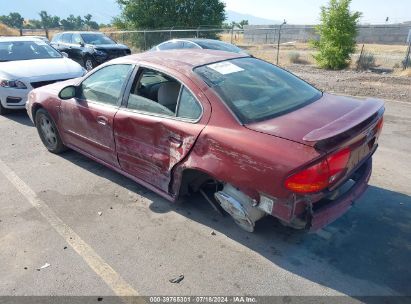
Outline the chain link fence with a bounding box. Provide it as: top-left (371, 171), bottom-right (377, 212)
top-left (104, 28), bottom-right (235, 51)
top-left (103, 27), bottom-right (409, 70)
top-left (8, 25), bottom-right (410, 71)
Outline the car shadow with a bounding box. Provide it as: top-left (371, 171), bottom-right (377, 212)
top-left (2, 110), bottom-right (34, 127)
top-left (60, 149), bottom-right (411, 297)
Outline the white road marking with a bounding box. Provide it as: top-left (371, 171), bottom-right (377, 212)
top-left (0, 159), bottom-right (139, 297)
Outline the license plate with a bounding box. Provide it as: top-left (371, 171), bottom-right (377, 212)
top-left (347, 140), bottom-right (373, 172)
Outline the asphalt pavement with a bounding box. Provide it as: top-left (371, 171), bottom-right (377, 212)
top-left (0, 100), bottom-right (410, 298)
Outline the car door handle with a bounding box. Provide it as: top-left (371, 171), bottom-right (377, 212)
top-left (96, 116), bottom-right (109, 126)
top-left (169, 136), bottom-right (182, 148)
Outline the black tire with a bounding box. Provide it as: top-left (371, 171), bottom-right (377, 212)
top-left (84, 56), bottom-right (95, 71)
top-left (35, 108), bottom-right (67, 154)
top-left (0, 102), bottom-right (9, 115)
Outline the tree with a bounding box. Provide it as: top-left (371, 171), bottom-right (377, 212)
top-left (24, 19), bottom-right (41, 29)
top-left (237, 20), bottom-right (249, 29)
top-left (311, 0), bottom-right (362, 69)
top-left (0, 12), bottom-right (24, 28)
top-left (114, 0), bottom-right (226, 48)
top-left (84, 14), bottom-right (99, 30)
top-left (61, 15), bottom-right (86, 30)
top-left (39, 11), bottom-right (60, 29)
top-left (114, 0), bottom-right (226, 29)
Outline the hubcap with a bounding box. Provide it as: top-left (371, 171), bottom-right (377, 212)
top-left (85, 59), bottom-right (93, 71)
top-left (39, 116), bottom-right (57, 148)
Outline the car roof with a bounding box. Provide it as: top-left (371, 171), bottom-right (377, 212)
top-left (25, 35), bottom-right (49, 40)
top-left (56, 31), bottom-right (103, 35)
top-left (174, 38), bottom-right (230, 44)
top-left (112, 49), bottom-right (248, 72)
top-left (0, 36), bottom-right (45, 42)
top-left (162, 38), bottom-right (236, 47)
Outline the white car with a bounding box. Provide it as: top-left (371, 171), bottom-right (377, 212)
top-left (0, 37), bottom-right (85, 114)
top-left (24, 36), bottom-right (50, 44)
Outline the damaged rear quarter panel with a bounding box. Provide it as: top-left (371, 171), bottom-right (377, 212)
top-left (172, 84), bottom-right (321, 221)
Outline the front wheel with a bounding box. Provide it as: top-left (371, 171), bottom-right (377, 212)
top-left (35, 109), bottom-right (67, 154)
top-left (0, 102), bottom-right (9, 115)
top-left (84, 56), bottom-right (95, 71)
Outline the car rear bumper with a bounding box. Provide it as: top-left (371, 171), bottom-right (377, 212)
top-left (309, 157), bottom-right (372, 231)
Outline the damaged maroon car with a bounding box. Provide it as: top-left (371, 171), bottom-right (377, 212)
top-left (27, 50), bottom-right (384, 232)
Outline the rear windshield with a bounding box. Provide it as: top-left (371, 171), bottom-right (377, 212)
top-left (194, 57), bottom-right (322, 123)
top-left (0, 40), bottom-right (62, 62)
top-left (81, 33), bottom-right (116, 45)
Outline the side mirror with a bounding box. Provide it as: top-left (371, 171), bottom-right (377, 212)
top-left (61, 52), bottom-right (69, 58)
top-left (80, 42), bottom-right (85, 47)
top-left (59, 85), bottom-right (77, 100)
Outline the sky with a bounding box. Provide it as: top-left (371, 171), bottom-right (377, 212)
top-left (224, 0), bottom-right (411, 24)
top-left (0, 0), bottom-right (409, 25)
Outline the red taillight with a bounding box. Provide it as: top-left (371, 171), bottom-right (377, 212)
top-left (327, 147), bottom-right (351, 183)
top-left (285, 147), bottom-right (351, 194)
top-left (375, 117), bottom-right (384, 137)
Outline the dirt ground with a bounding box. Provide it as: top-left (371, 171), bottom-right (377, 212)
top-left (228, 37), bottom-right (411, 103)
top-left (286, 64), bottom-right (411, 103)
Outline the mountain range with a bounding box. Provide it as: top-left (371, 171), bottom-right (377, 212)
top-left (0, 0), bottom-right (279, 25)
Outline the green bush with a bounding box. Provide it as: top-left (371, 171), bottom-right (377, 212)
top-left (311, 0), bottom-right (362, 70)
top-left (357, 52), bottom-right (376, 70)
top-left (288, 52), bottom-right (301, 64)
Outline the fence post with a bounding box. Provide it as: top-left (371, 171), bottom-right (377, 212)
top-left (144, 31), bottom-right (147, 50)
top-left (276, 21), bottom-right (286, 65)
top-left (170, 26), bottom-right (174, 39)
top-left (231, 25), bottom-right (234, 44)
top-left (404, 41), bottom-right (411, 70)
top-left (357, 44), bottom-right (365, 70)
top-left (276, 27), bottom-right (281, 65)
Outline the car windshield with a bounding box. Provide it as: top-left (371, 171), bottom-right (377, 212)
top-left (0, 40), bottom-right (62, 62)
top-left (194, 57), bottom-right (322, 123)
top-left (81, 33), bottom-right (116, 45)
top-left (195, 41), bottom-right (244, 54)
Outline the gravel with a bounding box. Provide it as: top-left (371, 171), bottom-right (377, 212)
top-left (287, 65), bottom-right (410, 102)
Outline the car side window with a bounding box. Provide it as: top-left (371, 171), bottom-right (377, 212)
top-left (126, 68), bottom-right (202, 121)
top-left (183, 42), bottom-right (199, 49)
top-left (176, 88), bottom-right (202, 120)
top-left (51, 33), bottom-right (61, 43)
top-left (79, 64), bottom-right (133, 106)
top-left (127, 68), bottom-right (181, 116)
top-left (61, 33), bottom-right (72, 44)
top-left (72, 34), bottom-right (82, 45)
top-left (158, 41), bottom-right (184, 50)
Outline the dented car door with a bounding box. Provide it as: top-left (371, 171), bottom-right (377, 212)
top-left (113, 67), bottom-right (210, 193)
top-left (60, 64), bottom-right (133, 167)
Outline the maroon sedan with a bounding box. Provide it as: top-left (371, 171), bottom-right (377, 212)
top-left (27, 50), bottom-right (384, 232)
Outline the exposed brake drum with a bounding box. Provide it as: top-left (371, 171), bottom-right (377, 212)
top-left (214, 184), bottom-right (266, 232)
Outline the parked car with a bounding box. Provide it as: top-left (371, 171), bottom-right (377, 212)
top-left (51, 31), bottom-right (131, 71)
top-left (151, 38), bottom-right (247, 54)
top-left (0, 37), bottom-right (85, 115)
top-left (27, 50), bottom-right (384, 232)
top-left (24, 36), bottom-right (50, 44)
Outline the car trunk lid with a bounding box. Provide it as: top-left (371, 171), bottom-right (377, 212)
top-left (247, 93), bottom-right (384, 195)
top-left (245, 93), bottom-right (384, 150)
